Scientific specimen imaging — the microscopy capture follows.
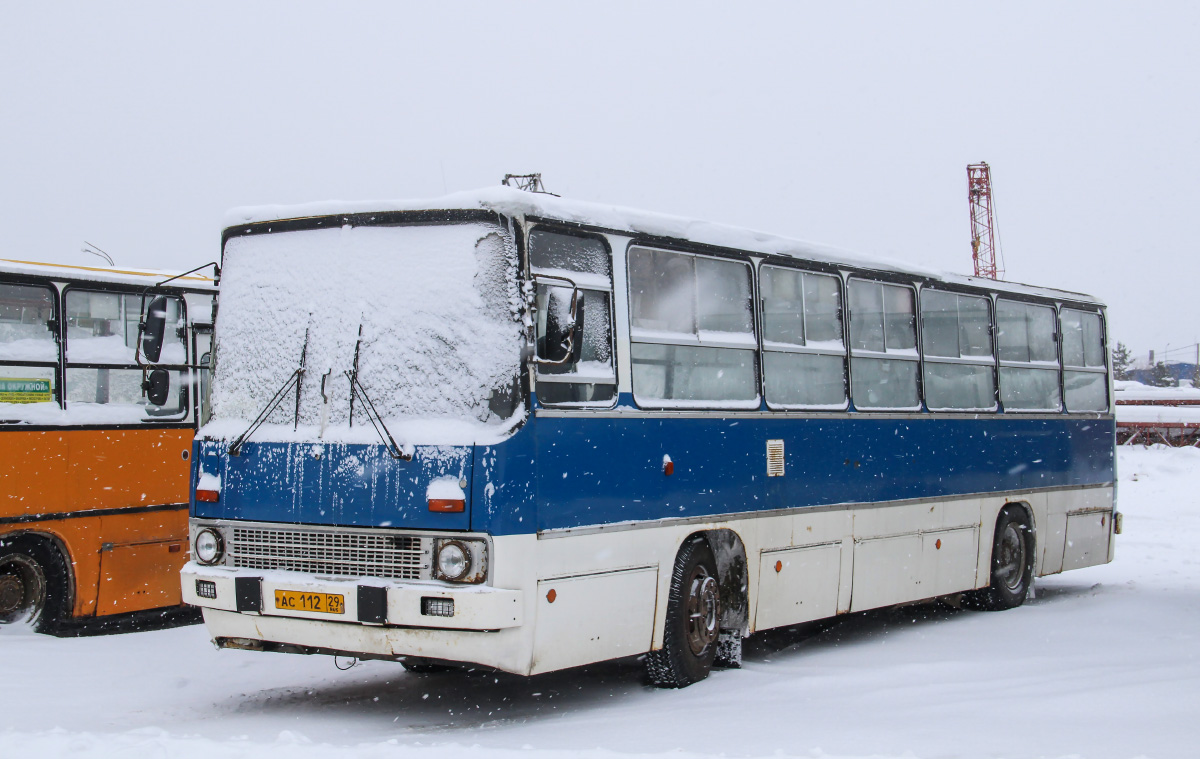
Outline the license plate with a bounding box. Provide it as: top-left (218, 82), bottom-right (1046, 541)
top-left (274, 590), bottom-right (345, 615)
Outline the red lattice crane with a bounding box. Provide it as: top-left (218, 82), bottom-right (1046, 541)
top-left (967, 162), bottom-right (1002, 279)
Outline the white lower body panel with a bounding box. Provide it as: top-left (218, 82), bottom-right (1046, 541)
top-left (186, 485), bottom-right (1115, 677)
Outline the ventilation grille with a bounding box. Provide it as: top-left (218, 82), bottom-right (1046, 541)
top-left (229, 526), bottom-right (430, 580)
top-left (766, 439), bottom-right (785, 477)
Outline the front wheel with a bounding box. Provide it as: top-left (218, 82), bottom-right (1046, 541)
top-left (965, 507), bottom-right (1035, 611)
top-left (646, 539), bottom-right (721, 688)
top-left (0, 536), bottom-right (67, 632)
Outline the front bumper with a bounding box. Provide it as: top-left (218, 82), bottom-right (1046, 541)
top-left (181, 563), bottom-right (523, 631)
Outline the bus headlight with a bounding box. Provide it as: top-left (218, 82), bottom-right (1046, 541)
top-left (434, 539), bottom-right (487, 583)
top-left (194, 528), bottom-right (224, 565)
top-left (436, 541), bottom-right (470, 580)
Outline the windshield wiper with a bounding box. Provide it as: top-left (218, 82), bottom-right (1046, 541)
top-left (345, 370), bottom-right (411, 461)
top-left (228, 329), bottom-right (308, 456)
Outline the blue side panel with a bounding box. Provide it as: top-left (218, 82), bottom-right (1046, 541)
top-left (531, 414), bottom-right (1115, 533)
top-left (192, 439), bottom-right (473, 530)
top-left (189, 414), bottom-right (1114, 538)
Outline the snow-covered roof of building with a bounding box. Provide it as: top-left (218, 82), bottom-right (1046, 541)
top-left (1114, 380), bottom-right (1200, 403)
top-left (0, 258), bottom-right (217, 290)
top-left (225, 186), bottom-right (1102, 305)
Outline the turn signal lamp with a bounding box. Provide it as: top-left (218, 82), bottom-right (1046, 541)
top-left (429, 498), bottom-right (464, 513)
top-left (195, 489), bottom-right (220, 503)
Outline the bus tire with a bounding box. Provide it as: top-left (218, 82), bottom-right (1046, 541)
top-left (965, 507), bottom-right (1035, 611)
top-left (646, 538), bottom-right (721, 688)
top-left (0, 535), bottom-right (69, 633)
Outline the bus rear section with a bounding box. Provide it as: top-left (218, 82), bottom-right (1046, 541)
top-left (1, 262), bottom-right (215, 630)
top-left (183, 191), bottom-right (1116, 685)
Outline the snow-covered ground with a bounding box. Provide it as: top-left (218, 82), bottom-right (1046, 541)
top-left (3, 446), bottom-right (1197, 759)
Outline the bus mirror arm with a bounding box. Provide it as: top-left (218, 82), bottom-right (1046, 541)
top-left (133, 261), bottom-right (219, 370)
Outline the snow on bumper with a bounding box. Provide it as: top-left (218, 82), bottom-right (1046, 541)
top-left (181, 563), bottom-right (523, 630)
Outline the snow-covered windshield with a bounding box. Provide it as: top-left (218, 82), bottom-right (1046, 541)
top-left (206, 221), bottom-right (524, 446)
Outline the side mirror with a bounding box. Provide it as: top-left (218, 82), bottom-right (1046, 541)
top-left (144, 368), bottom-right (170, 406)
top-left (539, 286), bottom-right (584, 365)
top-left (141, 295), bottom-right (168, 363)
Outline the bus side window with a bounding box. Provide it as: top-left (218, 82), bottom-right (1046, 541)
top-left (0, 282), bottom-right (60, 416)
top-left (760, 266), bottom-right (847, 409)
top-left (530, 229), bottom-right (616, 406)
top-left (848, 279), bottom-right (919, 410)
top-left (1061, 308), bottom-right (1107, 412)
top-left (628, 247), bottom-right (758, 408)
top-left (194, 328), bottom-right (213, 425)
top-left (63, 289), bottom-right (191, 421)
top-left (921, 290), bottom-right (997, 411)
top-left (996, 299), bottom-right (1061, 411)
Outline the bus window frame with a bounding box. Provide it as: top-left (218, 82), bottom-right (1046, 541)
top-left (191, 324), bottom-right (214, 425)
top-left (0, 277), bottom-right (63, 411)
top-left (846, 275), bottom-right (923, 412)
top-left (756, 261), bottom-right (850, 412)
top-left (994, 295), bottom-right (1064, 413)
top-left (625, 243), bottom-right (761, 411)
top-left (527, 224), bottom-right (619, 410)
top-left (1058, 304), bottom-right (1109, 413)
top-left (917, 285), bottom-right (1000, 413)
top-left (60, 282), bottom-right (192, 422)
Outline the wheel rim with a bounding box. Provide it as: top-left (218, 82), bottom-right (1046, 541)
top-left (0, 554), bottom-right (47, 625)
top-left (995, 523), bottom-right (1027, 592)
top-left (684, 565), bottom-right (720, 656)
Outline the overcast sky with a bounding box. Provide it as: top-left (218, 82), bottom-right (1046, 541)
top-left (2, 3), bottom-right (1196, 364)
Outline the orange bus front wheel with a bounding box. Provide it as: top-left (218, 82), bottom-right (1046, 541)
top-left (0, 535), bottom-right (69, 632)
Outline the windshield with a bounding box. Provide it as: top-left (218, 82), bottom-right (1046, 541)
top-left (207, 221), bottom-right (524, 446)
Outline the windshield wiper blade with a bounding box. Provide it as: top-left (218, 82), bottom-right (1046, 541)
top-left (344, 370), bottom-right (411, 461)
top-left (294, 328), bottom-right (309, 430)
top-left (229, 330), bottom-right (309, 456)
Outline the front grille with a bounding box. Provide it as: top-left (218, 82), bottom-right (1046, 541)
top-left (229, 526), bottom-right (430, 580)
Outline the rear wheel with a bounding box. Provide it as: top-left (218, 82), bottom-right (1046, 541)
top-left (646, 539), bottom-right (721, 688)
top-left (0, 536), bottom-right (68, 632)
top-left (965, 507), bottom-right (1034, 611)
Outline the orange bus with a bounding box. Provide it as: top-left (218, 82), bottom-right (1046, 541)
top-left (0, 259), bottom-right (216, 631)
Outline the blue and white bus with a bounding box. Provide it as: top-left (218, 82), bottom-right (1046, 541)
top-left (183, 188), bottom-right (1117, 687)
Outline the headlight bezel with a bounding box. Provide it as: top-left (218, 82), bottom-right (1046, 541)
top-left (434, 538), bottom-right (488, 584)
top-left (194, 527), bottom-right (225, 565)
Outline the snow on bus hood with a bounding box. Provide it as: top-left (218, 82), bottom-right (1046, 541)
top-left (209, 221), bottom-right (524, 446)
